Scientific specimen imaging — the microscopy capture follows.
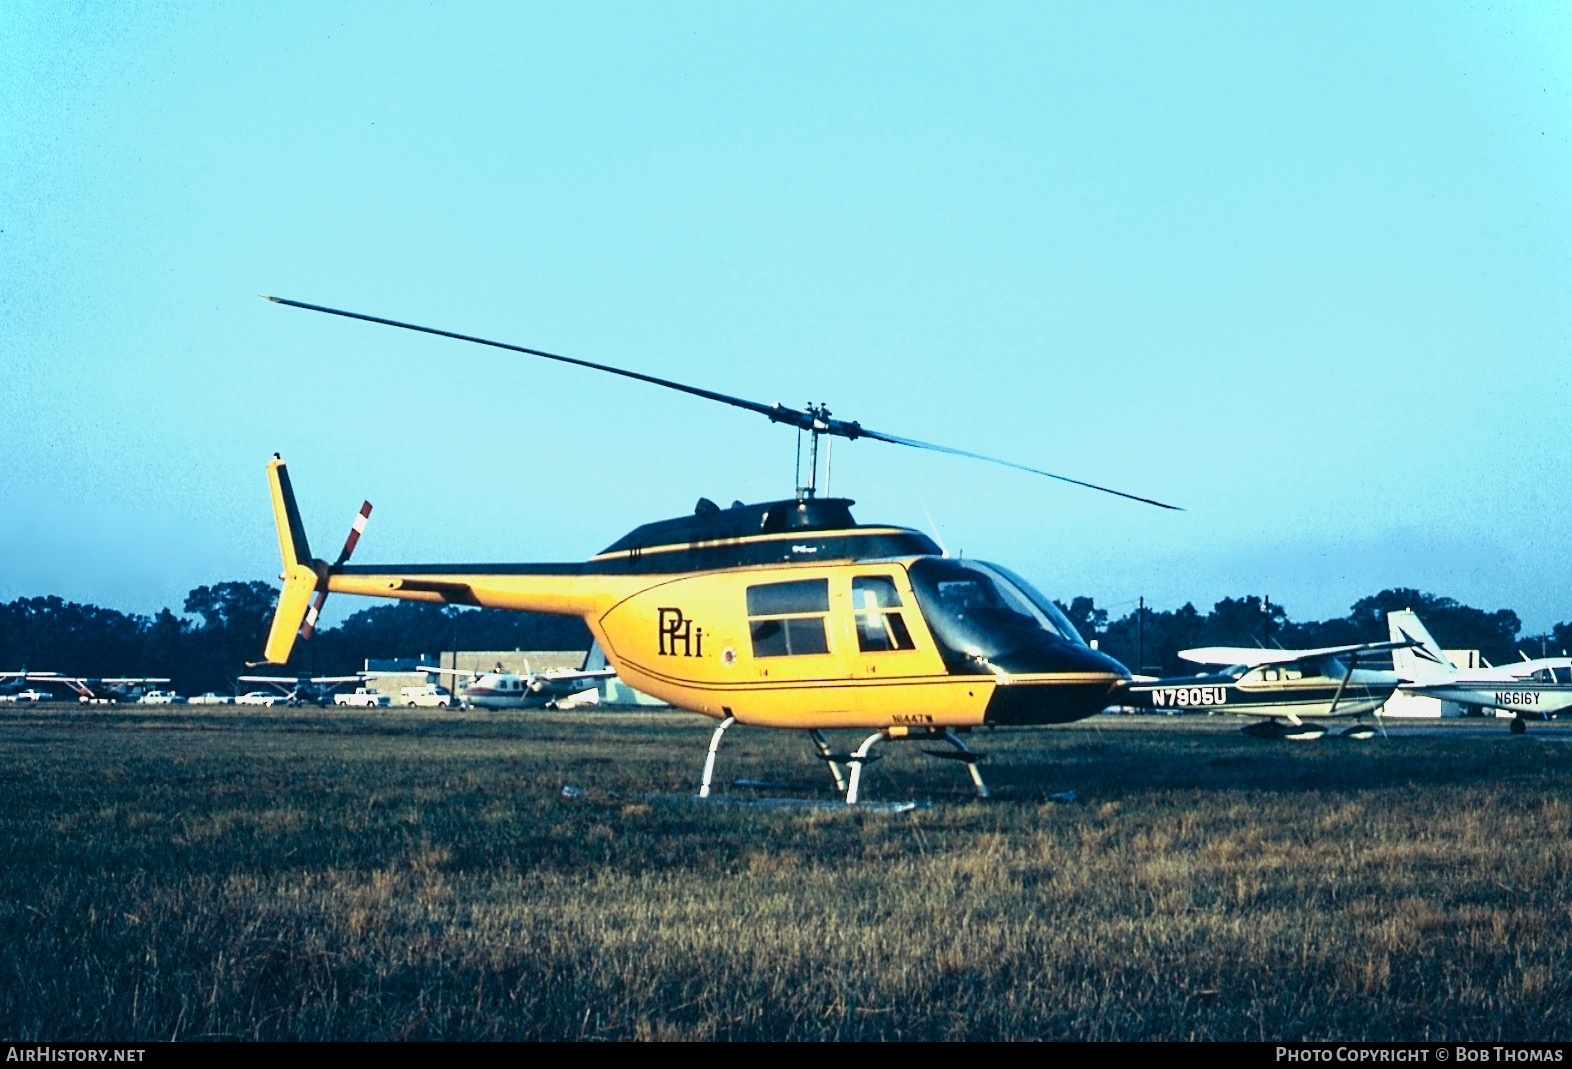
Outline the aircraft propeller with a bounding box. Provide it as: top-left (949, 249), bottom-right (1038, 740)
top-left (262, 296), bottom-right (1181, 511)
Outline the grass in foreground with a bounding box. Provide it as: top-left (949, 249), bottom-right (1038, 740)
top-left (0, 705), bottom-right (1569, 1040)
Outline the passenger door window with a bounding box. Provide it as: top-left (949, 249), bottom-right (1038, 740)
top-left (852, 576), bottom-right (916, 653)
top-left (747, 579), bottom-right (831, 657)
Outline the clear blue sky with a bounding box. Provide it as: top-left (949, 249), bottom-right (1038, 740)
top-left (3, 3), bottom-right (1569, 635)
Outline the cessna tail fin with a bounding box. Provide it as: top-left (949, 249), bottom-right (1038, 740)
top-left (262, 455), bottom-right (323, 665)
top-left (1387, 609), bottom-right (1456, 683)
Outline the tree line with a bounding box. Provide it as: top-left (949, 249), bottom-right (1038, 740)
top-left (1, 581), bottom-right (1567, 695)
top-left (1054, 589), bottom-right (1571, 675)
top-left (0, 582), bottom-right (589, 695)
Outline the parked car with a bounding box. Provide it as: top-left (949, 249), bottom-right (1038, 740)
top-left (8, 689), bottom-right (54, 703)
top-left (334, 688), bottom-right (391, 708)
top-left (236, 691), bottom-right (278, 707)
top-left (186, 692), bottom-right (234, 705)
top-left (138, 690), bottom-right (184, 705)
top-left (400, 684), bottom-right (454, 708)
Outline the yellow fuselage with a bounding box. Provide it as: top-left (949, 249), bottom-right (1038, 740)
top-left (264, 457), bottom-right (1128, 731)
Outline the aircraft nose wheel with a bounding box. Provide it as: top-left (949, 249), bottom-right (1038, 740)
top-left (1510, 715), bottom-right (1527, 736)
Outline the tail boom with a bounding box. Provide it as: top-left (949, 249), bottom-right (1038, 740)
top-left (261, 455), bottom-right (608, 665)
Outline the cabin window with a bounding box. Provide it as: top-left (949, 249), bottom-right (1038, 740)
top-left (747, 579), bottom-right (830, 657)
top-left (852, 576), bottom-right (916, 652)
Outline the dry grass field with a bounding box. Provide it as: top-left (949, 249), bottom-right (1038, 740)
top-left (1, 704), bottom-right (1569, 1041)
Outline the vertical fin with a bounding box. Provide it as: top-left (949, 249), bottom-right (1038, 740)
top-left (269, 454), bottom-right (314, 568)
top-left (261, 455), bottom-right (322, 665)
top-left (1387, 609), bottom-right (1455, 683)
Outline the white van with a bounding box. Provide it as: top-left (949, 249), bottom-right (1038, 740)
top-left (400, 684), bottom-right (454, 708)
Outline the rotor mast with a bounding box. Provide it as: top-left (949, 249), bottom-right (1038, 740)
top-left (796, 403), bottom-right (832, 500)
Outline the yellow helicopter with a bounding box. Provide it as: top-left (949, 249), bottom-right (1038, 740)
top-left (258, 298), bottom-right (1180, 804)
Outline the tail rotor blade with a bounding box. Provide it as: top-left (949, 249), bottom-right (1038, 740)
top-left (334, 501), bottom-right (373, 566)
top-left (300, 501), bottom-right (373, 641)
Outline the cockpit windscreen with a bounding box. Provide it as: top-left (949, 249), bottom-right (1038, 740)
top-left (907, 558), bottom-right (1087, 666)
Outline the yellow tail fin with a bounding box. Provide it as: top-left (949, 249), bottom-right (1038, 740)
top-left (261, 455), bottom-right (322, 665)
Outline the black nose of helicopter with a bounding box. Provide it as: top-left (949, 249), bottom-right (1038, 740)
top-left (982, 640), bottom-right (1132, 726)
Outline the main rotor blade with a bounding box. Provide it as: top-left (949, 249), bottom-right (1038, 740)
top-left (263, 296), bottom-right (1181, 509)
top-left (854, 427), bottom-right (1182, 510)
top-left (262, 296), bottom-right (801, 427)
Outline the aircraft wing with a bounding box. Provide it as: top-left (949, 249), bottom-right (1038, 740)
top-left (530, 667), bottom-right (618, 697)
top-left (414, 664), bottom-right (475, 679)
top-left (239, 674), bottom-right (366, 684)
top-left (538, 668), bottom-right (618, 683)
top-left (51, 676), bottom-right (169, 695)
top-left (1179, 639), bottom-right (1417, 667)
top-left (1452, 657), bottom-right (1572, 682)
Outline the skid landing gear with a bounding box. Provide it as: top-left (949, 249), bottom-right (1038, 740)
top-left (817, 726), bottom-right (990, 803)
top-left (808, 729), bottom-right (849, 793)
top-left (697, 719), bottom-right (988, 806)
top-left (922, 729), bottom-right (990, 799)
top-left (809, 732), bottom-right (887, 804)
top-left (697, 715), bottom-right (736, 798)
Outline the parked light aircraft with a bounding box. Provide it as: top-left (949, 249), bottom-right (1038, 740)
top-left (0, 670), bottom-right (64, 701)
top-left (1119, 640), bottom-right (1417, 739)
top-left (56, 676), bottom-right (172, 703)
top-left (1, 670), bottom-right (61, 692)
top-left (236, 672), bottom-right (374, 705)
top-left (414, 659), bottom-right (617, 710)
top-left (1387, 609), bottom-right (1572, 734)
top-left (256, 297), bottom-right (1182, 804)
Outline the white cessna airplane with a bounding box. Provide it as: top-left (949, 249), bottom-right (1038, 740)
top-left (52, 675), bottom-right (173, 703)
top-left (1387, 609), bottom-right (1572, 733)
top-left (235, 671), bottom-right (374, 705)
top-left (1123, 639), bottom-right (1416, 740)
top-left (415, 653), bottom-right (617, 710)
